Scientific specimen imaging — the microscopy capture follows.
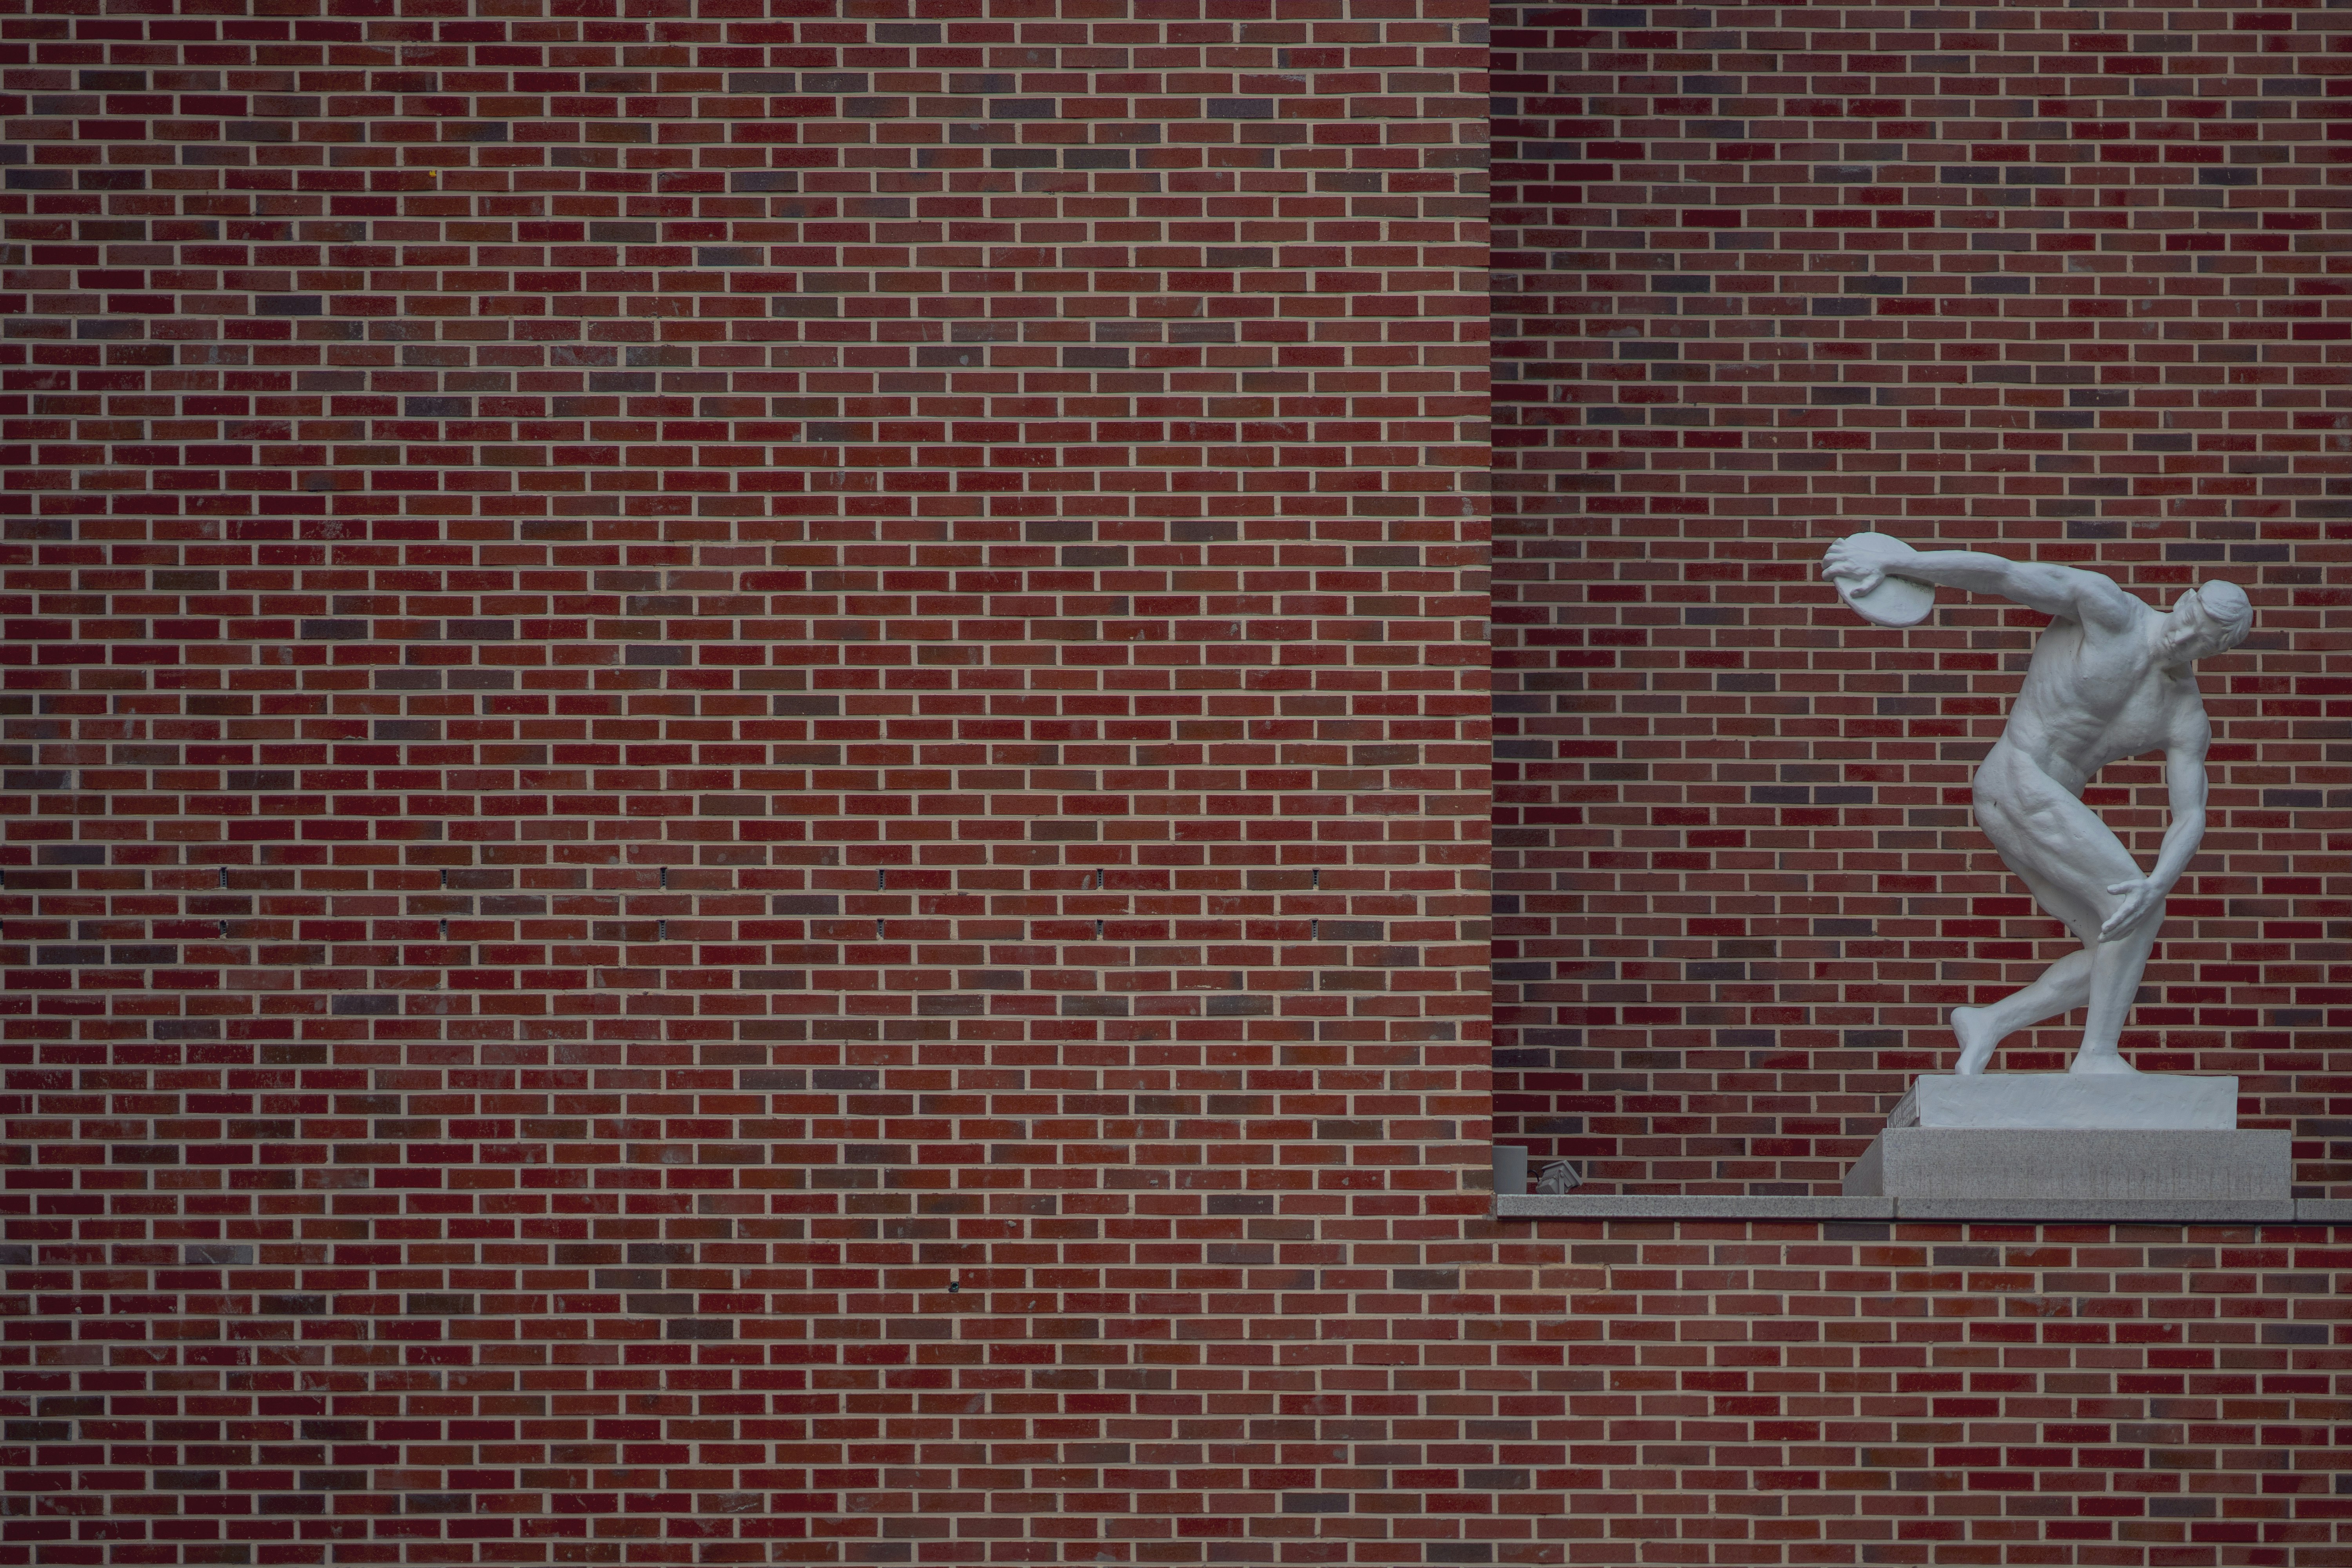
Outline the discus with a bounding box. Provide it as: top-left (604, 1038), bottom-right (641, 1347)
top-left (1828, 532), bottom-right (1936, 628)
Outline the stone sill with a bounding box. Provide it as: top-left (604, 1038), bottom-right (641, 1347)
top-left (1496, 1196), bottom-right (2352, 1224)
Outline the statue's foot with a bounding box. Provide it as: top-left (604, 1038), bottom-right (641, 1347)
top-left (2067, 1048), bottom-right (2140, 1076)
top-left (1950, 1006), bottom-right (2000, 1075)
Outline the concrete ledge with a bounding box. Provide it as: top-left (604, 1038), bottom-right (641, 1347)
top-left (1496, 1195), bottom-right (2342, 1223)
top-left (1501, 1194), bottom-right (1895, 1220)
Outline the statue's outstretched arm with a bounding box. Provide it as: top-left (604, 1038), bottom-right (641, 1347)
top-left (1822, 537), bottom-right (2138, 629)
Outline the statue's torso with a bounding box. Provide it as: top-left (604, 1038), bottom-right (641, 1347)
top-left (1997, 614), bottom-right (2205, 793)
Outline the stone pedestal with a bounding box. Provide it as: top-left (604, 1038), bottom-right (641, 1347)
top-left (1889, 1073), bottom-right (2237, 1131)
top-left (1845, 1073), bottom-right (2288, 1210)
top-left (1843, 1127), bottom-right (2290, 1202)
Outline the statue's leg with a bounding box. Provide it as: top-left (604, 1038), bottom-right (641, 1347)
top-left (1950, 938), bottom-right (2092, 1074)
top-left (1971, 750), bottom-right (2154, 1075)
top-left (2075, 909), bottom-right (2161, 1074)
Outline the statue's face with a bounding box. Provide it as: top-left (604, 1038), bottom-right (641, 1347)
top-left (2162, 589), bottom-right (2238, 664)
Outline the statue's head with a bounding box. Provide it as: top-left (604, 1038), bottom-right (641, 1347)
top-left (2162, 579), bottom-right (2252, 664)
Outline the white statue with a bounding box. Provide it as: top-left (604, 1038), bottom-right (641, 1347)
top-left (1821, 536), bottom-right (2251, 1077)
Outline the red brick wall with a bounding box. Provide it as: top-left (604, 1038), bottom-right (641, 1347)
top-left (1497, 1218), bottom-right (2352, 1566)
top-left (9, 4), bottom-right (2352, 1564)
top-left (0, 6), bottom-right (1489, 1562)
top-left (1493, 5), bottom-right (2352, 1196)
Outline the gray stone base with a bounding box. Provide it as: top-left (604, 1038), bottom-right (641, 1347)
top-left (1844, 1127), bottom-right (2289, 1203)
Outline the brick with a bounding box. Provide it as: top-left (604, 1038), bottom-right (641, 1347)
top-left (1494, 1), bottom-right (2348, 1196)
top-left (1492, 5), bottom-right (2352, 1553)
top-left (0, 7), bottom-right (1487, 1561)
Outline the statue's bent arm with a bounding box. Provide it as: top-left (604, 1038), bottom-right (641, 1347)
top-left (2151, 729), bottom-right (2211, 892)
top-left (2095, 728), bottom-right (2210, 941)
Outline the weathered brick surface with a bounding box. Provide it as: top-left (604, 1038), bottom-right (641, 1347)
top-left (1493, 5), bottom-right (2352, 1196)
top-left (0, 5), bottom-right (1488, 1561)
